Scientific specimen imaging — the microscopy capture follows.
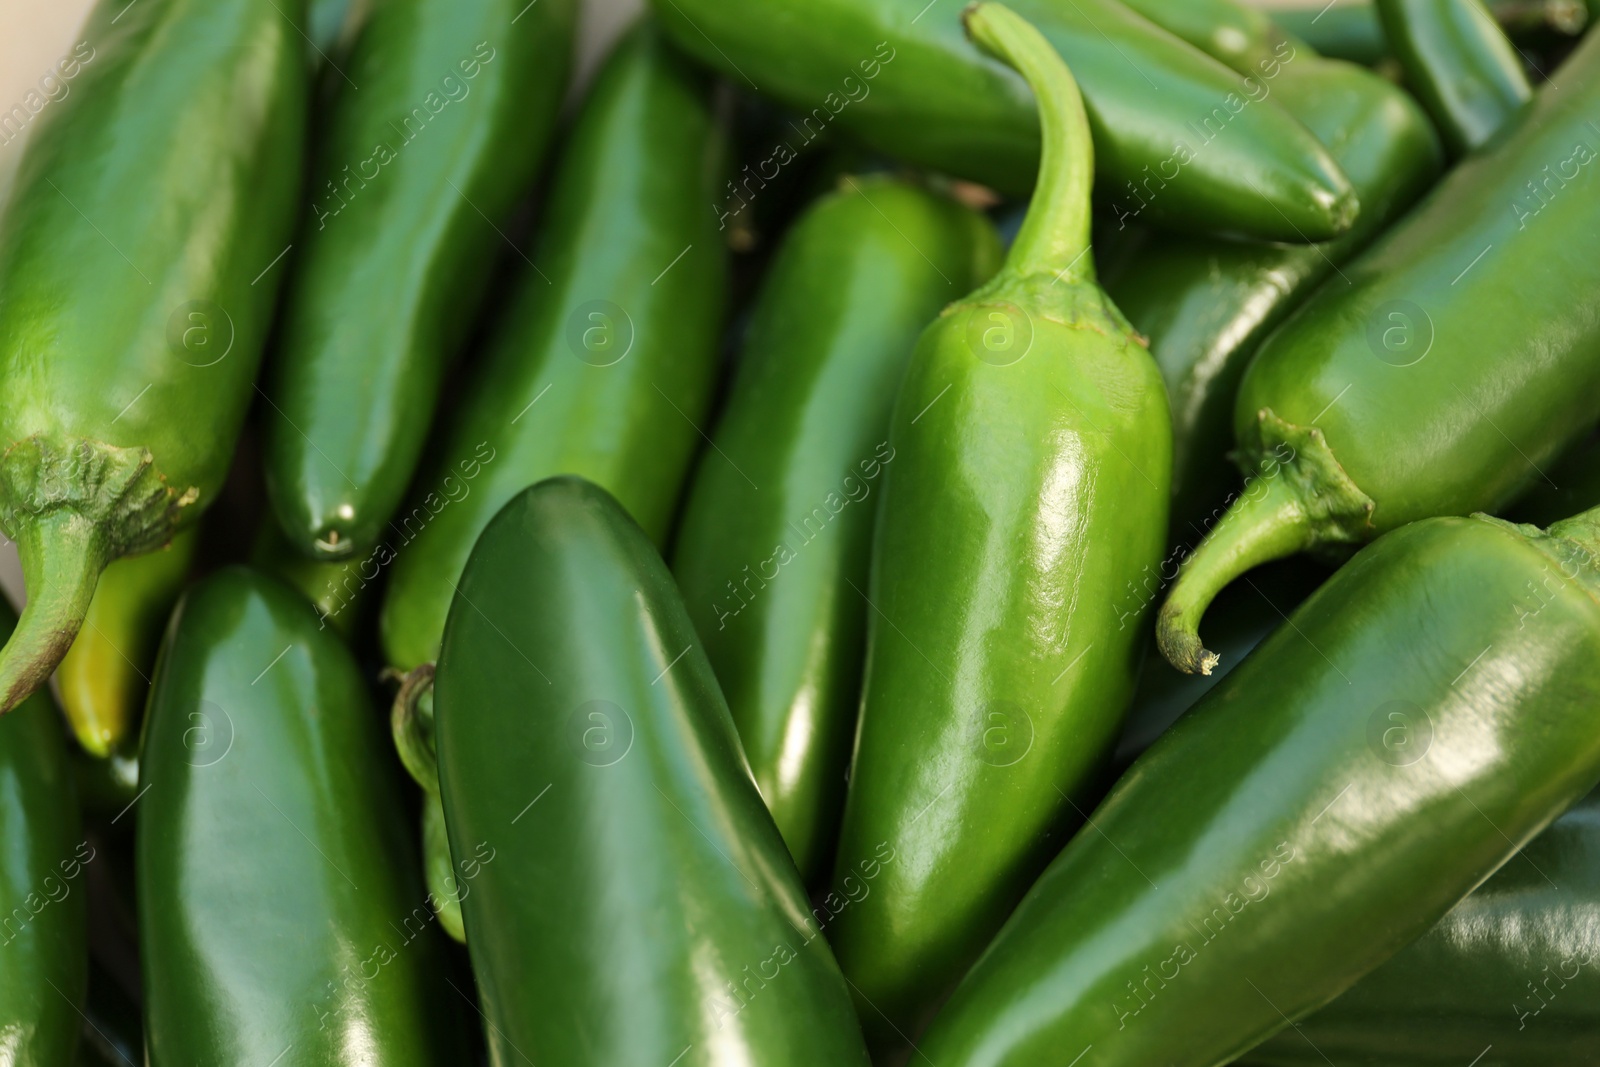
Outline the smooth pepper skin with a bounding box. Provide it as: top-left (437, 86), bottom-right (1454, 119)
top-left (137, 567), bottom-right (459, 1065)
top-left (1158, 26), bottom-right (1600, 675)
top-left (671, 177), bottom-right (1002, 884)
top-left (1245, 788), bottom-right (1600, 1066)
top-left (57, 525), bottom-right (198, 761)
top-left (263, 0), bottom-right (576, 561)
top-left (651, 0), bottom-right (1357, 242)
top-left (0, 0), bottom-right (305, 713)
top-left (0, 600), bottom-right (87, 1067)
top-left (1376, 0), bottom-right (1533, 157)
top-left (433, 477), bottom-right (871, 1065)
top-left (379, 21), bottom-right (726, 672)
top-left (828, 4), bottom-right (1170, 1046)
top-left (1103, 48), bottom-right (1440, 533)
top-left (920, 509), bottom-right (1600, 1066)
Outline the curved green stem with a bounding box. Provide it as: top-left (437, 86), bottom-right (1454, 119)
top-left (1158, 473), bottom-right (1318, 674)
top-left (964, 2), bottom-right (1094, 280)
top-left (389, 662), bottom-right (439, 794)
top-left (0, 513), bottom-right (110, 714)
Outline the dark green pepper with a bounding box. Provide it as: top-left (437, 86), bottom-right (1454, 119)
top-left (263, 0), bottom-right (576, 561)
top-left (652, 0), bottom-right (1359, 242)
top-left (1158, 26), bottom-right (1600, 675)
top-left (1246, 787), bottom-right (1600, 1066)
top-left (379, 20), bottom-right (727, 671)
top-left (57, 525), bottom-right (197, 760)
top-left (1377, 0), bottom-right (1533, 157)
top-left (138, 567), bottom-right (460, 1064)
top-left (1119, 0), bottom-right (1302, 75)
top-left (0, 0), bottom-right (305, 712)
top-left (920, 505), bottom-right (1600, 1066)
top-left (0, 598), bottom-right (86, 1067)
top-left (1103, 44), bottom-right (1440, 533)
top-left (251, 519), bottom-right (372, 639)
top-left (828, 3), bottom-right (1170, 1046)
top-left (671, 176), bottom-right (1001, 884)
top-left (434, 476), bottom-right (871, 1065)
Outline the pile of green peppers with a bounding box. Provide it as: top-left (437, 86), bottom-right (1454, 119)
top-left (1, 0), bottom-right (1599, 1063)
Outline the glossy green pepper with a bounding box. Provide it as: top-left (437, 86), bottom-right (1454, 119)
top-left (0, 0), bottom-right (306, 713)
top-left (1377, 0), bottom-right (1533, 157)
top-left (652, 0), bottom-right (1358, 242)
top-left (379, 20), bottom-right (727, 671)
top-left (671, 176), bottom-right (1001, 884)
top-left (1103, 45), bottom-right (1440, 533)
top-left (1245, 787), bottom-right (1600, 1066)
top-left (0, 598), bottom-right (86, 1067)
top-left (1158, 27), bottom-right (1600, 675)
top-left (1118, 0), bottom-right (1302, 75)
top-left (827, 3), bottom-right (1170, 1046)
top-left (920, 505), bottom-right (1600, 1066)
top-left (263, 0), bottom-right (576, 561)
top-left (433, 476), bottom-right (871, 1065)
top-left (57, 525), bottom-right (197, 761)
top-left (138, 567), bottom-right (460, 1064)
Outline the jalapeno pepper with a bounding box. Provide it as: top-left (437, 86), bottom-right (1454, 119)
top-left (56, 525), bottom-right (197, 760)
top-left (379, 21), bottom-right (727, 672)
top-left (1119, 0), bottom-right (1300, 75)
top-left (263, 0), bottom-right (576, 561)
top-left (1244, 788), bottom-right (1600, 1066)
top-left (1266, 0), bottom-right (1586, 63)
top-left (1157, 26), bottom-right (1600, 675)
top-left (920, 503), bottom-right (1600, 1066)
top-left (1102, 45), bottom-right (1440, 532)
top-left (138, 567), bottom-right (461, 1065)
top-left (827, 4), bottom-right (1170, 1046)
top-left (0, 598), bottom-right (86, 1067)
top-left (1377, 0), bottom-right (1533, 157)
top-left (652, 0), bottom-right (1358, 243)
top-left (251, 520), bottom-right (371, 639)
top-left (432, 476), bottom-right (870, 1064)
top-left (671, 176), bottom-right (1001, 884)
top-left (0, 0), bottom-right (306, 713)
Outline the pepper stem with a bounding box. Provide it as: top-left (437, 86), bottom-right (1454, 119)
top-left (1158, 473), bottom-right (1318, 674)
top-left (963, 2), bottom-right (1094, 280)
top-left (0, 513), bottom-right (110, 714)
top-left (388, 662), bottom-right (440, 794)
top-left (1547, 504), bottom-right (1600, 561)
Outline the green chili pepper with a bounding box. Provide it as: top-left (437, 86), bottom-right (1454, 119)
top-left (56, 525), bottom-right (197, 761)
top-left (827, 3), bottom-right (1170, 1046)
top-left (1243, 787), bottom-right (1600, 1066)
top-left (1377, 0), bottom-right (1533, 157)
top-left (1103, 48), bottom-right (1441, 532)
top-left (263, 0), bottom-right (576, 561)
top-left (671, 176), bottom-right (1001, 884)
top-left (0, 0), bottom-right (306, 713)
top-left (432, 476), bottom-right (871, 1064)
top-left (138, 567), bottom-right (461, 1064)
top-left (378, 21), bottom-right (727, 672)
top-left (919, 504), bottom-right (1600, 1066)
top-left (1157, 27), bottom-right (1600, 676)
top-left (0, 598), bottom-right (86, 1067)
top-left (652, 0), bottom-right (1359, 243)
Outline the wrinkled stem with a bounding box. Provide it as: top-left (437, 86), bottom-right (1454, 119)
top-left (0, 513), bottom-right (110, 714)
top-left (1158, 474), bottom-right (1317, 674)
top-left (389, 662), bottom-right (439, 794)
top-left (964, 2), bottom-right (1095, 280)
